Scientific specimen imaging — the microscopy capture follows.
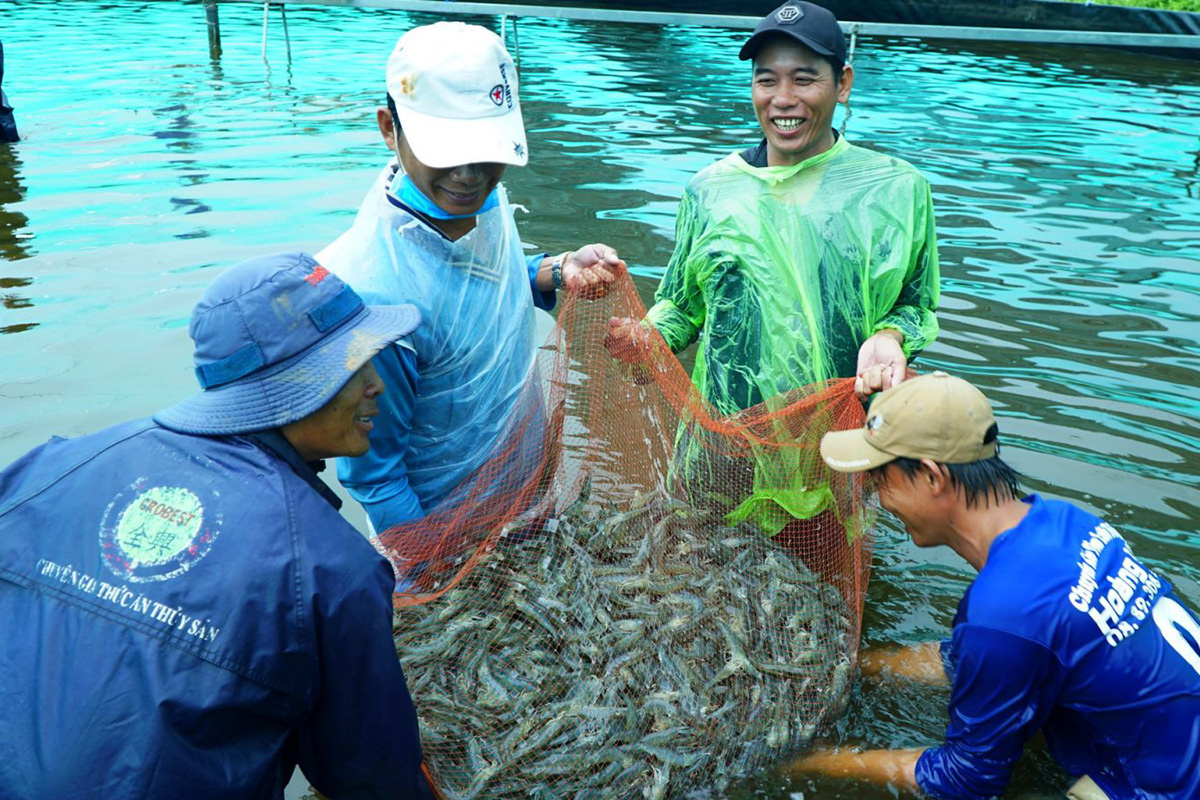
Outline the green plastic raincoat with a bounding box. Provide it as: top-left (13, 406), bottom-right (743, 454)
top-left (648, 136), bottom-right (939, 534)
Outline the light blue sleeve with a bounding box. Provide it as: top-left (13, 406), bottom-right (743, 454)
top-left (527, 251), bottom-right (556, 311)
top-left (336, 338), bottom-right (425, 531)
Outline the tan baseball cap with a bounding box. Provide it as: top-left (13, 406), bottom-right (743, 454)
top-left (820, 372), bottom-right (998, 473)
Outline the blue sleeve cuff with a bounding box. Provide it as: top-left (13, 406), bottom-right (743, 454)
top-left (914, 745), bottom-right (1010, 800)
top-left (939, 637), bottom-right (955, 682)
top-left (914, 748), bottom-right (948, 798)
top-left (361, 489), bottom-right (424, 533)
top-left (527, 252), bottom-right (556, 311)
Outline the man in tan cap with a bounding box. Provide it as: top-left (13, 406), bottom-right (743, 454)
top-left (791, 372), bottom-right (1200, 799)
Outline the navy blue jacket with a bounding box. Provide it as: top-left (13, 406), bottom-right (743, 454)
top-left (0, 420), bottom-right (432, 799)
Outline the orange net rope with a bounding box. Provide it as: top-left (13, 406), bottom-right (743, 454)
top-left (384, 272), bottom-right (875, 799)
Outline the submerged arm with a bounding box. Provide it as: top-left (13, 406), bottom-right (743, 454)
top-left (860, 641), bottom-right (949, 685)
top-left (785, 747), bottom-right (924, 793)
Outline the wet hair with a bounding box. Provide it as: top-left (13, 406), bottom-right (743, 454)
top-left (881, 424), bottom-right (1023, 508)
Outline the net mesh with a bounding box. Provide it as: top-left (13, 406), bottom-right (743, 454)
top-left (383, 273), bottom-right (876, 799)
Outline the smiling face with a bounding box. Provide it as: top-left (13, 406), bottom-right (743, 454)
top-left (398, 133), bottom-right (506, 217)
top-left (751, 36), bottom-right (853, 167)
top-left (281, 361), bottom-right (385, 462)
top-left (376, 104), bottom-right (507, 219)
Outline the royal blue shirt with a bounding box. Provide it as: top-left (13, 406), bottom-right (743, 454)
top-left (0, 420), bottom-right (433, 799)
top-left (916, 495), bottom-right (1200, 799)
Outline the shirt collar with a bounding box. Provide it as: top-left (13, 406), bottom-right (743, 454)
top-left (739, 128), bottom-right (841, 169)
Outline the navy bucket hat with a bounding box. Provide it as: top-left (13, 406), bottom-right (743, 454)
top-left (155, 252), bottom-right (420, 436)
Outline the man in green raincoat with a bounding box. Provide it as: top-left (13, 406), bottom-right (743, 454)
top-left (607, 1), bottom-right (939, 541)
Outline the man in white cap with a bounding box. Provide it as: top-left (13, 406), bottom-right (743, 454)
top-left (0, 252), bottom-right (434, 798)
top-left (789, 372), bottom-right (1200, 799)
top-left (320, 22), bottom-right (625, 534)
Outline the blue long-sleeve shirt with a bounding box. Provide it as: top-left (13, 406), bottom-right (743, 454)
top-left (916, 495), bottom-right (1200, 799)
top-left (336, 253), bottom-right (552, 531)
top-left (323, 163), bottom-right (553, 533)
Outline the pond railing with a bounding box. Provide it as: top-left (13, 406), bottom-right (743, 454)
top-left (201, 0), bottom-right (1200, 62)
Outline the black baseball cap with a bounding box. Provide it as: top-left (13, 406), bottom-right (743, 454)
top-left (738, 2), bottom-right (847, 64)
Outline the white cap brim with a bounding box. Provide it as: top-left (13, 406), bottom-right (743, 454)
top-left (395, 102), bottom-right (528, 169)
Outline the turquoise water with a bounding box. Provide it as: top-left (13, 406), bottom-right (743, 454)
top-left (2, 1), bottom-right (1199, 797)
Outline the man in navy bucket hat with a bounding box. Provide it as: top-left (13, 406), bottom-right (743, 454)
top-left (0, 252), bottom-right (435, 799)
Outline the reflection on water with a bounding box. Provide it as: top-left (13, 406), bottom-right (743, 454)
top-left (0, 146), bottom-right (27, 249)
top-left (0, 139), bottom-right (33, 332)
top-left (1, 2), bottom-right (1198, 797)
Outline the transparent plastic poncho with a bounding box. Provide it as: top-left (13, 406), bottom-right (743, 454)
top-left (646, 137), bottom-right (939, 534)
top-left (320, 162), bottom-right (543, 524)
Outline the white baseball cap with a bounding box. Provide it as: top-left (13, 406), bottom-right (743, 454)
top-left (386, 22), bottom-right (529, 168)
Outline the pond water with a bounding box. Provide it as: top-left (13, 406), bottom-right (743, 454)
top-left (1, 1), bottom-right (1198, 797)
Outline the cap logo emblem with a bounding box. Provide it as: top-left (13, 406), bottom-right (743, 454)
top-left (867, 414), bottom-right (884, 433)
top-left (497, 63), bottom-right (514, 109)
top-left (304, 265), bottom-right (330, 286)
top-left (490, 84), bottom-right (505, 106)
top-left (513, 142), bottom-right (525, 158)
top-left (777, 5), bottom-right (803, 23)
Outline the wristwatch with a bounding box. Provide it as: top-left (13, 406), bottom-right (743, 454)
top-left (550, 251), bottom-right (569, 290)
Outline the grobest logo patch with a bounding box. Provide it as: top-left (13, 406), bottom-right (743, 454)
top-left (100, 480), bottom-right (222, 583)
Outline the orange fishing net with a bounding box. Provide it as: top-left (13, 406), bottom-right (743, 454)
top-left (384, 272), bottom-right (875, 799)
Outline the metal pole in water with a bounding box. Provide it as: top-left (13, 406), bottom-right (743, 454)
top-left (281, 3), bottom-right (292, 62)
top-left (204, 0), bottom-right (222, 60)
top-left (840, 24), bottom-right (858, 138)
top-left (512, 15), bottom-right (520, 74)
top-left (261, 0), bottom-right (271, 63)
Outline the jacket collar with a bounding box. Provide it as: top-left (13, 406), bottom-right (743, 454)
top-left (243, 430), bottom-right (343, 511)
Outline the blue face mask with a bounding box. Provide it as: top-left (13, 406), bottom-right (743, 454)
top-left (392, 173), bottom-right (500, 221)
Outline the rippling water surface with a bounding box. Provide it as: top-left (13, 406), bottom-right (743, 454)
top-left (2, 2), bottom-right (1198, 797)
